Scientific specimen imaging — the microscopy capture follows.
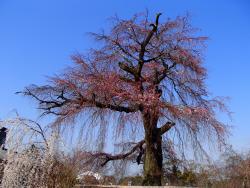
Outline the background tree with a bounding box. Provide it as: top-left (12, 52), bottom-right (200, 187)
top-left (0, 117), bottom-right (78, 188)
top-left (218, 146), bottom-right (250, 188)
top-left (20, 12), bottom-right (229, 185)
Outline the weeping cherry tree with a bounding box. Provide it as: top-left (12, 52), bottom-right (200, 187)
top-left (19, 12), bottom-right (229, 185)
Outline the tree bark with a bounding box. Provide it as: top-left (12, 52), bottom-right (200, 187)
top-left (142, 112), bottom-right (163, 186)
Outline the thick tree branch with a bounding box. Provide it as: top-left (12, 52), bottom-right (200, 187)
top-left (138, 13), bottom-right (162, 77)
top-left (159, 121), bottom-right (175, 135)
top-left (94, 120), bottom-right (174, 166)
top-left (92, 98), bottom-right (137, 113)
top-left (18, 88), bottom-right (138, 115)
top-left (99, 140), bottom-right (145, 166)
top-left (118, 62), bottom-right (138, 79)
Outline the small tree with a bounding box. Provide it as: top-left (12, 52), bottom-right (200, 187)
top-left (0, 117), bottom-right (77, 188)
top-left (20, 12), bottom-right (229, 185)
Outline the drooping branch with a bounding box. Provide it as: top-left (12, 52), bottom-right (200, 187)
top-left (20, 119), bottom-right (49, 148)
top-left (92, 121), bottom-right (175, 167)
top-left (0, 117), bottom-right (50, 151)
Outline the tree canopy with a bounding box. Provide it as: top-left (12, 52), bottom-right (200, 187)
top-left (20, 12), bottom-right (229, 185)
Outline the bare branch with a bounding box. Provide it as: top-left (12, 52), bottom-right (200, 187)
top-left (90, 121), bottom-right (175, 166)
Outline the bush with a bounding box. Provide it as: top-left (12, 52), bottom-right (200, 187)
top-left (81, 175), bottom-right (100, 185)
top-left (2, 146), bottom-right (77, 188)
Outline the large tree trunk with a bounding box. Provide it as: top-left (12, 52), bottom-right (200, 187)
top-left (142, 113), bottom-right (163, 186)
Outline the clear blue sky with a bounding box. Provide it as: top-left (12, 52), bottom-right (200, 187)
top-left (0, 0), bottom-right (249, 151)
